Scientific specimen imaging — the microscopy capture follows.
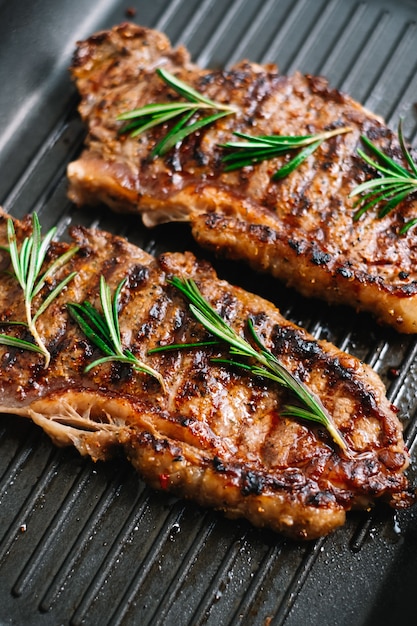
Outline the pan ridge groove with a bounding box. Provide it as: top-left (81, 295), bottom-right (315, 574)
top-left (0, 447), bottom-right (64, 566)
top-left (106, 502), bottom-right (193, 626)
top-left (226, 0), bottom-right (280, 68)
top-left (194, 0), bottom-right (249, 67)
top-left (319, 2), bottom-right (368, 77)
top-left (147, 512), bottom-right (219, 625)
top-left (69, 488), bottom-right (153, 626)
top-left (267, 537), bottom-right (327, 626)
top-left (11, 465), bottom-right (95, 598)
top-left (338, 10), bottom-right (391, 95)
top-left (385, 340), bottom-right (417, 401)
top-left (259, 0), bottom-right (323, 66)
top-left (152, 0), bottom-right (187, 34)
top-left (187, 531), bottom-right (250, 626)
top-left (0, 431), bottom-right (43, 506)
top-left (174, 0), bottom-right (219, 47)
top-left (285, 0), bottom-right (347, 74)
top-left (227, 541), bottom-right (283, 626)
top-left (2, 97), bottom-right (83, 213)
top-left (363, 20), bottom-right (417, 114)
top-left (39, 466), bottom-right (131, 612)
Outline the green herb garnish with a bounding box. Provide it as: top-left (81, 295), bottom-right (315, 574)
top-left (221, 126), bottom-right (352, 179)
top-left (350, 120), bottom-right (417, 233)
top-left (151, 276), bottom-right (349, 453)
top-left (0, 214), bottom-right (78, 368)
top-left (117, 68), bottom-right (236, 158)
top-left (68, 275), bottom-right (165, 389)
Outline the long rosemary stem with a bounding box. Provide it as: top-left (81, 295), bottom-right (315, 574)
top-left (157, 276), bottom-right (350, 453)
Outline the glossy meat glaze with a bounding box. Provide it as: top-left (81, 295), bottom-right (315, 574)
top-left (67, 23), bottom-right (417, 333)
top-left (0, 211), bottom-right (413, 540)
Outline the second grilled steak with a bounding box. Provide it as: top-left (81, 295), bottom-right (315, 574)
top-left (0, 211), bottom-right (413, 540)
top-left (67, 23), bottom-right (417, 334)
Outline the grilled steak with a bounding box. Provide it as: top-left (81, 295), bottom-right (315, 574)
top-left (0, 210), bottom-right (413, 540)
top-left (67, 22), bottom-right (417, 334)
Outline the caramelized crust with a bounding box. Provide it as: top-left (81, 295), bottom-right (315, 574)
top-left (68, 23), bottom-right (417, 333)
top-left (0, 210), bottom-right (413, 540)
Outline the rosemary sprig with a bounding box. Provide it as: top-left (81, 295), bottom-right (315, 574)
top-left (117, 68), bottom-right (236, 158)
top-left (68, 275), bottom-right (165, 389)
top-left (350, 120), bottom-right (417, 233)
top-left (221, 126), bottom-right (352, 179)
top-left (0, 214), bottom-right (78, 368)
top-left (151, 276), bottom-right (349, 453)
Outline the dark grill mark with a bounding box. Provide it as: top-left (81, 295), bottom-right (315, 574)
top-left (311, 249), bottom-right (331, 266)
top-left (249, 223), bottom-right (276, 244)
top-left (110, 362), bottom-right (133, 383)
top-left (241, 471), bottom-right (264, 496)
top-left (306, 491), bottom-right (336, 507)
top-left (272, 325), bottom-right (323, 364)
top-left (149, 299), bottom-right (165, 321)
top-left (288, 239), bottom-right (304, 255)
top-left (213, 456), bottom-right (226, 472)
top-left (127, 264), bottom-right (149, 289)
top-left (337, 266), bottom-right (354, 279)
top-left (399, 282), bottom-right (417, 295)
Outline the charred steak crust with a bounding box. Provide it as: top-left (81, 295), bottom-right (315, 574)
top-left (68, 22), bottom-right (417, 333)
top-left (0, 210), bottom-right (413, 540)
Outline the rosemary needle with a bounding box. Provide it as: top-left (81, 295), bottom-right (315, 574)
top-left (221, 126), bottom-right (352, 179)
top-left (350, 119), bottom-right (417, 233)
top-left (68, 275), bottom-right (165, 390)
top-left (117, 68), bottom-right (236, 158)
top-left (0, 214), bottom-right (78, 368)
top-left (150, 276), bottom-right (349, 453)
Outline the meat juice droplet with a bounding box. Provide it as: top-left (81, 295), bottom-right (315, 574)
top-left (392, 513), bottom-right (402, 536)
top-left (169, 522), bottom-right (181, 541)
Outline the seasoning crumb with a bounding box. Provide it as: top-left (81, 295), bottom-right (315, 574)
top-left (388, 367), bottom-right (400, 379)
top-left (125, 7), bottom-right (136, 17)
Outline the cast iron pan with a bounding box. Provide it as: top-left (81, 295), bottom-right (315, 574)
top-left (0, 1), bottom-right (416, 624)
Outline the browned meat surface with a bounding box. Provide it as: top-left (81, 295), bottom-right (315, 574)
top-left (67, 22), bottom-right (417, 334)
top-left (0, 210), bottom-right (413, 540)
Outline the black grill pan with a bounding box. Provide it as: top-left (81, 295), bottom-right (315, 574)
top-left (0, 1), bottom-right (417, 624)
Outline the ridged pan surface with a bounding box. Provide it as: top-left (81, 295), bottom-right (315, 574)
top-left (0, 1), bottom-right (416, 624)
